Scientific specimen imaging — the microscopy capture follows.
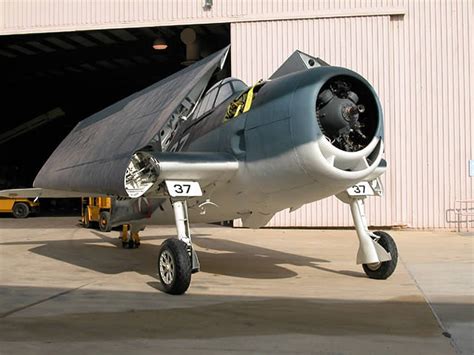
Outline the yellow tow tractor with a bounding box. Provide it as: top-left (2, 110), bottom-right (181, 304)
top-left (0, 197), bottom-right (40, 218)
top-left (81, 197), bottom-right (141, 248)
top-left (81, 197), bottom-right (113, 232)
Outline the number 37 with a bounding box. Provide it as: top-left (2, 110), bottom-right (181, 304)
top-left (174, 184), bottom-right (191, 194)
top-left (352, 184), bottom-right (366, 194)
top-left (165, 180), bottom-right (202, 197)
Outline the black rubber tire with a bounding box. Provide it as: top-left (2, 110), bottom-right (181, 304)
top-left (12, 203), bottom-right (29, 218)
top-left (82, 209), bottom-right (90, 228)
top-left (157, 239), bottom-right (192, 295)
top-left (362, 231), bottom-right (398, 280)
top-left (99, 211), bottom-right (112, 232)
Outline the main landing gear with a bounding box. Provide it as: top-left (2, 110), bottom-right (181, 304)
top-left (339, 182), bottom-right (398, 279)
top-left (121, 224), bottom-right (142, 249)
top-left (157, 200), bottom-right (200, 295)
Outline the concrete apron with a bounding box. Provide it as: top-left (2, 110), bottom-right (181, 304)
top-left (0, 217), bottom-right (470, 354)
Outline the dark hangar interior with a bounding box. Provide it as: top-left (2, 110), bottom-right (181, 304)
top-left (0, 24), bottom-right (230, 194)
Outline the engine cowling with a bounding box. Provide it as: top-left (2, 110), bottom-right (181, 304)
top-left (286, 66), bottom-right (385, 186)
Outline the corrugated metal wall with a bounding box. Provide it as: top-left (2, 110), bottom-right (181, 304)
top-left (231, 0), bottom-right (473, 229)
top-left (0, 0), bottom-right (405, 34)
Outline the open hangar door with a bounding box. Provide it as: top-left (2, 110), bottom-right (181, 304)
top-left (0, 24), bottom-right (229, 214)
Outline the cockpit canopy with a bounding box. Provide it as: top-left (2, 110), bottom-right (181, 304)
top-left (193, 77), bottom-right (247, 119)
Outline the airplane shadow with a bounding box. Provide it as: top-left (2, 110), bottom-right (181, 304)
top-left (192, 236), bottom-right (331, 279)
top-left (0, 229), bottom-right (365, 280)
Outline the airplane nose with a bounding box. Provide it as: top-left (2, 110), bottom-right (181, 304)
top-left (316, 76), bottom-right (378, 152)
top-left (289, 67), bottom-right (385, 181)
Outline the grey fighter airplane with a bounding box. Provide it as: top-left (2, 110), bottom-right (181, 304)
top-left (0, 46), bottom-right (398, 295)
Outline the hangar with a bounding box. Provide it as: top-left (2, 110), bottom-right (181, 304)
top-left (0, 0), bottom-right (472, 229)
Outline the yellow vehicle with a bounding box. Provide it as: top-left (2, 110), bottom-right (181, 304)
top-left (81, 197), bottom-right (113, 232)
top-left (0, 198), bottom-right (40, 218)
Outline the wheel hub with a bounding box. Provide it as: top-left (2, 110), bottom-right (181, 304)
top-left (159, 250), bottom-right (175, 285)
top-left (366, 262), bottom-right (381, 271)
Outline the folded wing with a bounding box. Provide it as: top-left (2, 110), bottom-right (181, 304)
top-left (33, 46), bottom-right (230, 197)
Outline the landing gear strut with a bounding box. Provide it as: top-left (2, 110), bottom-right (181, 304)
top-left (338, 181), bottom-right (398, 279)
top-left (157, 200), bottom-right (200, 295)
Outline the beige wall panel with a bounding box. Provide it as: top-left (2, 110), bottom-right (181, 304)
top-left (0, 0), bottom-right (405, 35)
top-left (231, 0), bottom-right (473, 229)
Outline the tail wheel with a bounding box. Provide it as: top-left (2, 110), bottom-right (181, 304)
top-left (363, 231), bottom-right (398, 279)
top-left (157, 239), bottom-right (192, 295)
top-left (12, 203), bottom-right (30, 218)
top-left (82, 209), bottom-right (90, 228)
top-left (99, 211), bottom-right (112, 232)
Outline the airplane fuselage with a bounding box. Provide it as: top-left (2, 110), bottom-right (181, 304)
top-left (139, 66), bottom-right (385, 228)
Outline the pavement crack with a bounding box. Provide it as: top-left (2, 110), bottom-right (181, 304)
top-left (0, 282), bottom-right (92, 319)
top-left (400, 256), bottom-right (461, 354)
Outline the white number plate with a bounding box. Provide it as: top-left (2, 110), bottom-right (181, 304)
top-left (165, 180), bottom-right (202, 197)
top-left (347, 182), bottom-right (374, 196)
